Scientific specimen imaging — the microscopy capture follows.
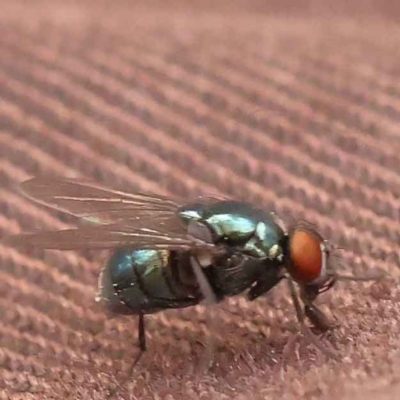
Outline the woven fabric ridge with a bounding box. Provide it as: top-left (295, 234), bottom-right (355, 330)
top-left (1, 2), bottom-right (400, 399)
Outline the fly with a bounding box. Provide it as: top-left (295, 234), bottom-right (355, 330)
top-left (3, 177), bottom-right (381, 390)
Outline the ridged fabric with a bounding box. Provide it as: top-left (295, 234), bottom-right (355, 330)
top-left (1, 2), bottom-right (400, 399)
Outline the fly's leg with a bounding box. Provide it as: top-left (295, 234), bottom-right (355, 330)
top-left (190, 255), bottom-right (218, 374)
top-left (304, 303), bottom-right (335, 332)
top-left (284, 279), bottom-right (338, 361)
top-left (131, 312), bottom-right (146, 372)
top-left (108, 313), bottom-right (146, 398)
top-left (300, 282), bottom-right (337, 333)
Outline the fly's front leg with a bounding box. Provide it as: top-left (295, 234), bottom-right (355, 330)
top-left (304, 303), bottom-right (335, 332)
top-left (286, 279), bottom-right (338, 359)
top-left (301, 285), bottom-right (336, 332)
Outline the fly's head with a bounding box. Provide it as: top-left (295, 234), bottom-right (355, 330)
top-left (285, 222), bottom-right (337, 299)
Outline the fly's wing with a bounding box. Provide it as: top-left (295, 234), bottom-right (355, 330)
top-left (3, 222), bottom-right (212, 250)
top-left (18, 177), bottom-right (182, 225)
top-left (3, 177), bottom-right (215, 251)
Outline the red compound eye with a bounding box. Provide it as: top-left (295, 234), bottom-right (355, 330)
top-left (289, 228), bottom-right (325, 284)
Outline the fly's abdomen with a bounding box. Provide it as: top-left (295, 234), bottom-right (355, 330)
top-left (97, 248), bottom-right (200, 314)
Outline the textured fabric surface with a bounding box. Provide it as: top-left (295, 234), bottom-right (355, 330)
top-left (1, 2), bottom-right (400, 399)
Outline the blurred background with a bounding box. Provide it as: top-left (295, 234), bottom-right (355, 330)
top-left (1, 1), bottom-right (400, 399)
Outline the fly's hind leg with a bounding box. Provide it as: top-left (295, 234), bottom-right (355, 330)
top-left (108, 313), bottom-right (146, 398)
top-left (130, 312), bottom-right (146, 373)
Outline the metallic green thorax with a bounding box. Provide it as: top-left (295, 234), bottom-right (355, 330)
top-left (178, 200), bottom-right (286, 259)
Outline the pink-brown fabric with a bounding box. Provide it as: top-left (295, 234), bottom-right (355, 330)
top-left (1, 1), bottom-right (400, 399)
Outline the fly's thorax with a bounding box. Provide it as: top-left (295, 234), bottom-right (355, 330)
top-left (241, 220), bottom-right (286, 260)
top-left (178, 200), bottom-right (286, 262)
top-left (178, 200), bottom-right (288, 299)
top-left (178, 201), bottom-right (257, 244)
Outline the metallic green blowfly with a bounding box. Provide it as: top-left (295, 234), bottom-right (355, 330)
top-left (4, 177), bottom-right (378, 371)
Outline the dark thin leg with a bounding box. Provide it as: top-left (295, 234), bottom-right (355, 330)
top-left (301, 282), bottom-right (336, 332)
top-left (108, 313), bottom-right (146, 398)
top-left (286, 279), bottom-right (338, 359)
top-left (130, 313), bottom-right (146, 371)
top-left (304, 303), bottom-right (335, 332)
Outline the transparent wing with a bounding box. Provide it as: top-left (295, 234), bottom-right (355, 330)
top-left (3, 222), bottom-right (212, 250)
top-left (18, 177), bottom-right (183, 225)
top-left (4, 176), bottom-right (219, 251)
